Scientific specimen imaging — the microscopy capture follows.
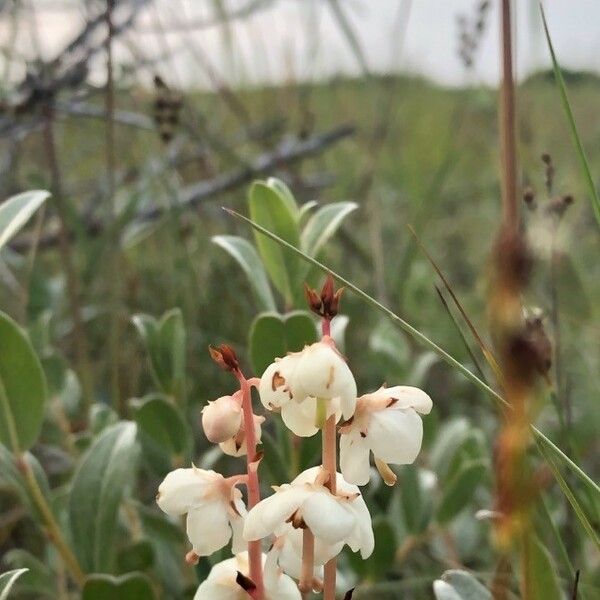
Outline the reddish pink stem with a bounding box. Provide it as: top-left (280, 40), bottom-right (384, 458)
top-left (235, 371), bottom-right (264, 600)
top-left (320, 316), bottom-right (337, 599)
top-left (321, 317), bottom-right (331, 338)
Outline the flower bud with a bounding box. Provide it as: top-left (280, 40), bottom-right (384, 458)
top-left (201, 394), bottom-right (242, 443)
top-left (208, 344), bottom-right (240, 372)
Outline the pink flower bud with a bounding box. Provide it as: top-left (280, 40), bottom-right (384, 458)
top-left (201, 394), bottom-right (242, 443)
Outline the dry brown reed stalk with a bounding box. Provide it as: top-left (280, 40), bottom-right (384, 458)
top-left (489, 1), bottom-right (540, 597)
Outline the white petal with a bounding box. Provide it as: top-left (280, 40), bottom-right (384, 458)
top-left (383, 386), bottom-right (433, 414)
top-left (340, 430), bottom-right (371, 486)
top-left (368, 408), bottom-right (423, 464)
top-left (201, 395), bottom-right (242, 443)
top-left (259, 355), bottom-right (299, 410)
top-left (244, 487), bottom-right (307, 541)
top-left (270, 572), bottom-right (303, 600)
top-left (292, 466), bottom-right (321, 486)
top-left (229, 514), bottom-right (246, 555)
top-left (156, 468), bottom-right (218, 515)
top-left (194, 556), bottom-right (244, 600)
top-left (301, 489), bottom-right (356, 544)
top-left (284, 526), bottom-right (343, 567)
top-left (345, 494), bottom-right (374, 559)
top-left (193, 580), bottom-right (240, 600)
top-left (292, 343), bottom-right (356, 412)
top-left (187, 501), bottom-right (231, 556)
top-left (281, 399), bottom-right (318, 437)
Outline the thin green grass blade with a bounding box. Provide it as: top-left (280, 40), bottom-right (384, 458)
top-left (226, 208), bottom-right (600, 502)
top-left (537, 439), bottom-right (600, 551)
top-left (435, 286), bottom-right (486, 380)
top-left (540, 4), bottom-right (600, 229)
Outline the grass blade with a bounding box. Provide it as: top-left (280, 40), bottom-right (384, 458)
top-left (435, 286), bottom-right (486, 380)
top-left (408, 225), bottom-right (502, 379)
top-left (225, 207), bottom-right (600, 501)
top-left (540, 4), bottom-right (600, 229)
top-left (537, 439), bottom-right (600, 551)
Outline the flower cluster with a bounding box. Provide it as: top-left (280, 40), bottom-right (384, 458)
top-left (156, 278), bottom-right (432, 599)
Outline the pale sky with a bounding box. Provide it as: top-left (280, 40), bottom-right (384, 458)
top-left (3, 1), bottom-right (600, 88)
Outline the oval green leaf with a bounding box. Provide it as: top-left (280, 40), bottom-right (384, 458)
top-left (0, 311), bottom-right (47, 452)
top-left (0, 190), bottom-right (50, 250)
top-left (212, 235), bottom-right (276, 311)
top-left (300, 200), bottom-right (358, 258)
top-left (436, 460), bottom-right (487, 524)
top-left (248, 310), bottom-right (317, 375)
top-left (69, 421), bottom-right (140, 573)
top-left (130, 394), bottom-right (190, 475)
top-left (82, 573), bottom-right (155, 600)
top-left (248, 180), bottom-right (301, 304)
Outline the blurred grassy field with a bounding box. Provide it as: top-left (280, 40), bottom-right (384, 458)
top-left (8, 72), bottom-right (600, 431)
top-left (2, 67), bottom-right (600, 595)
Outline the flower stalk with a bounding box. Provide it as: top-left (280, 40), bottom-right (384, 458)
top-left (234, 369), bottom-right (265, 600)
top-left (299, 528), bottom-right (315, 594)
top-left (321, 313), bottom-right (337, 600)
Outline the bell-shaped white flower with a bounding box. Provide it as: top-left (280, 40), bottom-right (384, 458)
top-left (202, 393), bottom-right (242, 443)
top-left (219, 413), bottom-right (265, 457)
top-left (156, 467), bottom-right (246, 557)
top-left (244, 466), bottom-right (373, 560)
top-left (276, 525), bottom-right (343, 580)
top-left (194, 551), bottom-right (301, 600)
top-left (339, 385), bottom-right (432, 486)
top-left (259, 339), bottom-right (357, 437)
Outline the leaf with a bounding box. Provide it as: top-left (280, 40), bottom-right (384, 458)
top-left (440, 571), bottom-right (491, 600)
top-left (212, 235), bottom-right (276, 311)
top-left (130, 394), bottom-right (190, 475)
top-left (540, 5), bottom-right (600, 230)
top-left (3, 549), bottom-right (55, 598)
top-left (158, 309), bottom-right (186, 400)
top-left (401, 465), bottom-right (423, 534)
top-left (300, 201), bottom-right (358, 258)
top-left (367, 517), bottom-right (396, 580)
top-left (0, 311), bottom-right (47, 452)
top-left (228, 209), bottom-right (600, 504)
top-left (82, 573), bottom-right (155, 600)
top-left (0, 189), bottom-right (49, 250)
top-left (248, 311), bottom-right (317, 375)
top-left (434, 571), bottom-right (491, 600)
top-left (132, 309), bottom-right (186, 401)
top-left (0, 444), bottom-right (51, 520)
top-left (433, 580), bottom-right (463, 600)
top-left (265, 177), bottom-right (298, 216)
top-left (69, 422), bottom-right (140, 573)
top-left (116, 540), bottom-right (154, 574)
top-left (436, 460), bottom-right (487, 524)
top-left (523, 536), bottom-right (562, 600)
top-left (248, 180), bottom-right (301, 303)
top-left (0, 569), bottom-right (29, 600)
top-left (430, 418), bottom-right (471, 481)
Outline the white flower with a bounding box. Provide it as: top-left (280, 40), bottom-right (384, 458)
top-left (244, 466), bottom-right (373, 560)
top-left (219, 413), bottom-right (265, 458)
top-left (259, 339), bottom-right (357, 436)
top-left (202, 393), bottom-right (242, 443)
top-left (194, 551), bottom-right (301, 600)
top-left (156, 467), bottom-right (246, 556)
top-left (339, 385), bottom-right (432, 486)
top-left (276, 525), bottom-right (343, 580)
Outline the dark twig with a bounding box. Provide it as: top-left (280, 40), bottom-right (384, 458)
top-left (11, 125), bottom-right (355, 251)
